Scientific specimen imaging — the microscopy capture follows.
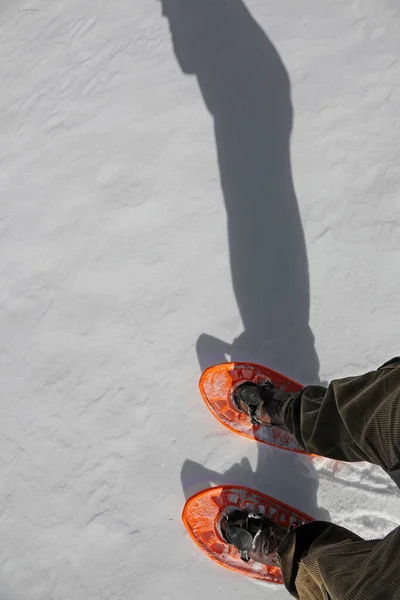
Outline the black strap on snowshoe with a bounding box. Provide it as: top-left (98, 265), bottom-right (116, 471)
top-left (232, 381), bottom-right (286, 427)
top-left (221, 511), bottom-right (305, 563)
top-left (221, 511), bottom-right (265, 562)
top-left (232, 381), bottom-right (274, 426)
top-left (224, 526), bottom-right (254, 561)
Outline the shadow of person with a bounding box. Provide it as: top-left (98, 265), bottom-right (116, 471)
top-left (162, 0), bottom-right (319, 384)
top-left (161, 0), bottom-right (328, 521)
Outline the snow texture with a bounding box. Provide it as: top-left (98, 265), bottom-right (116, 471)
top-left (1, 0), bottom-right (400, 598)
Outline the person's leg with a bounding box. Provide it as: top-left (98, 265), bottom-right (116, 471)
top-left (277, 358), bottom-right (400, 599)
top-left (278, 522), bottom-right (400, 599)
top-left (284, 357), bottom-right (400, 474)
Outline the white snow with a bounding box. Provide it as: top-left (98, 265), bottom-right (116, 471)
top-left (1, 0), bottom-right (400, 598)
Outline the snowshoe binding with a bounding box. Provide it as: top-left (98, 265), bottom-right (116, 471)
top-left (232, 381), bottom-right (289, 427)
top-left (220, 510), bottom-right (288, 564)
top-left (220, 508), bottom-right (301, 565)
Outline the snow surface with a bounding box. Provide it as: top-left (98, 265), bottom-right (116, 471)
top-left (1, 0), bottom-right (400, 598)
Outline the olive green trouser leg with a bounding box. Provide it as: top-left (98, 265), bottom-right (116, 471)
top-left (277, 358), bottom-right (400, 600)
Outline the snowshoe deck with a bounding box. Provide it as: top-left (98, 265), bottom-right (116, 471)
top-left (182, 485), bottom-right (313, 583)
top-left (199, 362), bottom-right (306, 453)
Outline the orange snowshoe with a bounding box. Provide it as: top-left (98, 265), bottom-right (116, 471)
top-left (199, 362), bottom-right (306, 453)
top-left (182, 485), bottom-right (313, 583)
